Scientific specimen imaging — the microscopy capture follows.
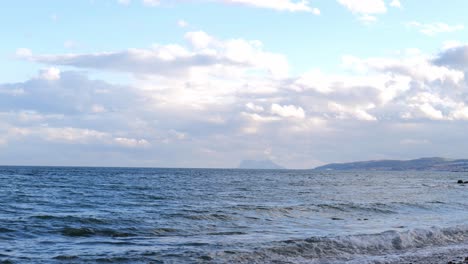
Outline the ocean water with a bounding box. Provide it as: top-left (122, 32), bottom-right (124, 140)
top-left (1, 167), bottom-right (468, 263)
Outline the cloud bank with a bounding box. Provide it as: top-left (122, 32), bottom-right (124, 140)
top-left (7, 32), bottom-right (468, 168)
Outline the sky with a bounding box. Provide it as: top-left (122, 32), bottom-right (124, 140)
top-left (2, 0), bottom-right (468, 168)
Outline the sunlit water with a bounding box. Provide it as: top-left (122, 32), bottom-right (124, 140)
top-left (1, 166), bottom-right (468, 263)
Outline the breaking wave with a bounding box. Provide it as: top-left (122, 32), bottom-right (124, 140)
top-left (220, 225), bottom-right (468, 263)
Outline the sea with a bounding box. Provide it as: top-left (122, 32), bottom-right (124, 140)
top-left (1, 166), bottom-right (468, 263)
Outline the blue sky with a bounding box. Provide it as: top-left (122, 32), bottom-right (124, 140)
top-left (2, 0), bottom-right (468, 168)
top-left (4, 0), bottom-right (468, 79)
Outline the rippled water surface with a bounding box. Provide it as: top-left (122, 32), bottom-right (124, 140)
top-left (2, 167), bottom-right (468, 263)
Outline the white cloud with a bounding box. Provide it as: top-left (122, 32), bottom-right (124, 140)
top-left (291, 49), bottom-right (467, 123)
top-left (337, 0), bottom-right (387, 22)
top-left (246, 102), bottom-right (264, 113)
top-left (450, 105), bottom-right (468, 120)
top-left (242, 112), bottom-right (281, 122)
top-left (407, 21), bottom-right (464, 36)
top-left (337, 0), bottom-right (386, 14)
top-left (0, 87), bottom-right (25, 96)
top-left (44, 127), bottom-right (108, 143)
top-left (39, 67), bottom-right (61, 81)
top-left (18, 34), bottom-right (467, 126)
top-left (328, 102), bottom-right (377, 121)
top-left (11, 32), bottom-right (468, 168)
top-left (114, 137), bottom-right (150, 147)
top-left (223, 0), bottom-right (320, 14)
top-left (389, 0), bottom-right (401, 8)
top-left (16, 48), bottom-right (32, 58)
top-left (0, 69), bottom-right (137, 116)
top-left (416, 103), bottom-right (444, 120)
top-left (12, 126), bottom-right (151, 148)
top-left (442, 41), bottom-right (462, 51)
top-left (271, 104), bottom-right (305, 119)
top-left (184, 31), bottom-right (214, 49)
top-left (28, 31), bottom-right (290, 79)
top-left (343, 54), bottom-right (464, 85)
top-left (433, 44), bottom-right (468, 69)
top-left (177, 19), bottom-right (189, 28)
top-left (142, 0), bottom-right (159, 6)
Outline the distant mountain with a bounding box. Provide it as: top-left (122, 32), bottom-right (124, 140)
top-left (314, 157), bottom-right (468, 171)
top-left (238, 159), bottom-right (285, 170)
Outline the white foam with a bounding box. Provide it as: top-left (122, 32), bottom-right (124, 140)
top-left (219, 225), bottom-right (468, 263)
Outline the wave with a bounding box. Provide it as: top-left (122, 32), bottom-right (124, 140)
top-left (60, 227), bottom-right (136, 237)
top-left (152, 227), bottom-right (181, 236)
top-left (218, 225), bottom-right (468, 263)
top-left (316, 203), bottom-right (397, 214)
top-left (53, 255), bottom-right (79, 260)
top-left (227, 202), bottom-right (431, 216)
top-left (0, 228), bottom-right (14, 233)
top-left (167, 212), bottom-right (234, 221)
top-left (224, 200), bottom-right (468, 221)
top-left (32, 215), bottom-right (108, 224)
top-left (184, 213), bottom-right (233, 221)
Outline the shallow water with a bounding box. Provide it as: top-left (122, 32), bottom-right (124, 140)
top-left (1, 167), bottom-right (468, 263)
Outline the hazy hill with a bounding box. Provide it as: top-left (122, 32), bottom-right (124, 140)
top-left (238, 159), bottom-right (285, 170)
top-left (314, 157), bottom-right (468, 171)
